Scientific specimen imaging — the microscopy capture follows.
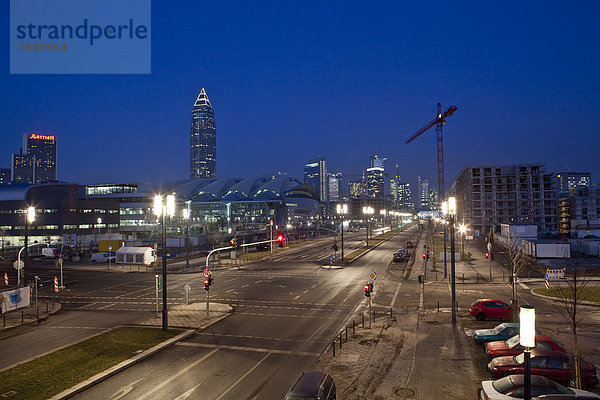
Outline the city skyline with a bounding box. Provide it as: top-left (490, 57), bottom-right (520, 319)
top-left (2, 2), bottom-right (599, 188)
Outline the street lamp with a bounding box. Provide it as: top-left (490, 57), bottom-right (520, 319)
top-left (441, 201), bottom-right (448, 279)
top-left (362, 206), bottom-right (374, 245)
top-left (23, 206), bottom-right (35, 286)
top-left (458, 224), bottom-right (467, 257)
top-left (520, 305), bottom-right (536, 400)
top-left (182, 202), bottom-right (190, 271)
top-left (96, 217), bottom-right (102, 246)
top-left (336, 204), bottom-right (348, 264)
top-left (154, 194), bottom-right (175, 331)
top-left (448, 197), bottom-right (457, 324)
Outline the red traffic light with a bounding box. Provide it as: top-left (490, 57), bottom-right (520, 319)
top-left (277, 235), bottom-right (284, 242)
top-left (422, 252), bottom-right (427, 259)
top-left (204, 279), bottom-right (209, 285)
top-left (485, 252), bottom-right (490, 258)
top-left (364, 284), bottom-right (370, 297)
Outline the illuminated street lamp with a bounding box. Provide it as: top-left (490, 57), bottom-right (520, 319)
top-left (458, 223), bottom-right (467, 256)
top-left (96, 217), bottom-right (102, 246)
top-left (22, 206), bottom-right (35, 286)
top-left (441, 201), bottom-right (448, 279)
top-left (448, 197), bottom-right (457, 324)
top-left (182, 202), bottom-right (191, 271)
top-left (336, 204), bottom-right (348, 264)
top-left (154, 194), bottom-right (176, 331)
top-left (362, 206), bottom-right (374, 245)
top-left (520, 305), bottom-right (536, 400)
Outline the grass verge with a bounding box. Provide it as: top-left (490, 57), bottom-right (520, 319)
top-left (0, 326), bottom-right (180, 400)
top-left (532, 286), bottom-right (600, 303)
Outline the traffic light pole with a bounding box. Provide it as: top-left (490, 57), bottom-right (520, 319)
top-left (451, 215), bottom-right (456, 324)
top-left (161, 212), bottom-right (168, 331)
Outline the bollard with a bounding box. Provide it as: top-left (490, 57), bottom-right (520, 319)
top-left (362, 314), bottom-right (364, 328)
top-left (436, 272), bottom-right (438, 281)
top-left (46, 302), bottom-right (48, 313)
top-left (353, 320), bottom-right (355, 334)
top-left (345, 327), bottom-right (348, 342)
top-left (463, 273), bottom-right (465, 282)
top-left (21, 311), bottom-right (24, 324)
top-left (477, 273), bottom-right (479, 284)
top-left (332, 341), bottom-right (336, 357)
top-left (373, 311), bottom-right (376, 323)
top-left (339, 333), bottom-right (342, 349)
top-left (390, 307), bottom-right (393, 318)
top-left (437, 301), bottom-right (440, 313)
top-left (3, 313), bottom-right (5, 327)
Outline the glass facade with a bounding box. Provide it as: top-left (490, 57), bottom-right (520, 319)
top-left (304, 157), bottom-right (328, 202)
top-left (190, 88), bottom-right (216, 179)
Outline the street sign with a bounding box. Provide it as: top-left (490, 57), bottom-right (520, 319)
top-left (368, 270), bottom-right (377, 281)
top-left (13, 260), bottom-right (24, 271)
top-left (546, 268), bottom-right (565, 280)
top-left (203, 270), bottom-right (211, 278)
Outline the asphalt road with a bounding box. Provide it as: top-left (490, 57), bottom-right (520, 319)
top-left (66, 227), bottom-right (419, 399)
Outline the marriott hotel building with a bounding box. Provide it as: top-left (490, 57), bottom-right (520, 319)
top-left (12, 133), bottom-right (57, 184)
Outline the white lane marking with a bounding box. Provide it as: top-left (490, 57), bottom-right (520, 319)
top-left (390, 282), bottom-right (402, 308)
top-left (294, 295), bottom-right (300, 300)
top-left (177, 342), bottom-right (320, 357)
top-left (173, 383), bottom-right (201, 400)
top-left (519, 282), bottom-right (530, 289)
top-left (98, 303), bottom-right (117, 310)
top-left (137, 348), bottom-right (219, 400)
top-left (241, 284), bottom-right (249, 288)
top-left (215, 353), bottom-right (271, 400)
top-left (110, 378), bottom-right (144, 399)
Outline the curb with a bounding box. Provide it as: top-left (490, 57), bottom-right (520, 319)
top-left (346, 228), bottom-right (408, 263)
top-left (529, 287), bottom-right (600, 307)
top-left (49, 329), bottom-right (196, 400)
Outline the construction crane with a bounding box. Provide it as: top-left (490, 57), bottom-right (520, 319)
top-left (406, 103), bottom-right (457, 202)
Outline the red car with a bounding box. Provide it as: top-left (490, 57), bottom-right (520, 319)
top-left (470, 299), bottom-right (512, 321)
top-left (406, 240), bottom-right (414, 248)
top-left (487, 349), bottom-right (599, 388)
top-left (485, 334), bottom-right (567, 360)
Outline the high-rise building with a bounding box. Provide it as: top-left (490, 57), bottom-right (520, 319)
top-left (190, 88), bottom-right (216, 179)
top-left (0, 168), bottom-right (11, 184)
top-left (450, 164), bottom-right (557, 236)
top-left (555, 172), bottom-right (591, 196)
top-left (399, 182), bottom-right (414, 211)
top-left (366, 155), bottom-right (385, 200)
top-left (417, 177), bottom-right (430, 210)
top-left (349, 179), bottom-right (366, 198)
top-left (11, 133), bottom-right (57, 183)
top-left (328, 173), bottom-right (343, 201)
top-left (304, 157), bottom-right (328, 203)
top-left (369, 154), bottom-right (386, 169)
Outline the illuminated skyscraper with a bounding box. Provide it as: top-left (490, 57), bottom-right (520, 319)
top-left (11, 133), bottom-right (57, 183)
top-left (367, 155), bottom-right (385, 199)
top-left (304, 157), bottom-right (328, 203)
top-left (190, 88), bottom-right (216, 179)
top-left (328, 172), bottom-right (343, 201)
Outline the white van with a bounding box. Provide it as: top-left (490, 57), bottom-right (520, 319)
top-left (91, 252), bottom-right (116, 263)
top-left (42, 248), bottom-right (59, 259)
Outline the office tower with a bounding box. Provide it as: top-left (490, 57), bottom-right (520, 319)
top-left (11, 133), bottom-right (57, 183)
top-left (328, 173), bottom-right (343, 201)
top-left (366, 155), bottom-right (385, 199)
top-left (304, 157), bottom-right (328, 203)
top-left (555, 172), bottom-right (591, 196)
top-left (399, 182), bottom-right (414, 211)
top-left (349, 179), bottom-right (366, 198)
top-left (417, 177), bottom-right (430, 210)
top-left (369, 154), bottom-right (386, 169)
top-left (190, 88), bottom-right (216, 179)
top-left (451, 164), bottom-right (557, 236)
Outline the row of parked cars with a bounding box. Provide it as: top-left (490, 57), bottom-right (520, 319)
top-left (392, 240), bottom-right (414, 262)
top-left (470, 298), bottom-right (599, 399)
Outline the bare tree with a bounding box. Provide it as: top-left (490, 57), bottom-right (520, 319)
top-left (501, 234), bottom-right (529, 321)
top-left (546, 255), bottom-right (596, 389)
top-left (205, 230), bottom-right (226, 250)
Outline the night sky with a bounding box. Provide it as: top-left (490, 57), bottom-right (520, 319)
top-left (2, 1), bottom-right (599, 191)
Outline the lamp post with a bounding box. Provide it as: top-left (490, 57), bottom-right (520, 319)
top-left (441, 201), bottom-right (448, 279)
top-left (520, 305), bottom-right (536, 400)
top-left (336, 204), bottom-right (347, 264)
top-left (96, 217), bottom-right (102, 247)
top-left (154, 194), bottom-right (175, 331)
top-left (449, 197), bottom-right (457, 324)
top-left (182, 203), bottom-right (190, 271)
top-left (362, 206), bottom-right (374, 245)
top-left (23, 206), bottom-right (35, 286)
top-left (458, 224), bottom-right (467, 259)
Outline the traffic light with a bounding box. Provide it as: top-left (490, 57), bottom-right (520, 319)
top-left (230, 238), bottom-right (237, 246)
top-left (364, 284), bottom-right (370, 297)
top-left (485, 252), bottom-right (490, 259)
top-left (422, 252), bottom-right (427, 259)
top-left (204, 277), bottom-right (214, 290)
top-left (332, 240), bottom-right (339, 252)
top-left (369, 282), bottom-right (373, 293)
top-left (277, 235), bottom-right (284, 247)
top-left (426, 251), bottom-right (430, 261)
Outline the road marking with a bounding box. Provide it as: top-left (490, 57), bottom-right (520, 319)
top-left (303, 290), bottom-right (309, 294)
top-left (137, 348), bottom-right (219, 400)
top-left (110, 378), bottom-right (144, 400)
top-left (215, 353), bottom-right (271, 400)
top-left (98, 302), bottom-right (117, 310)
top-left (390, 281), bottom-right (402, 308)
top-left (241, 284), bottom-right (249, 288)
top-left (519, 282), bottom-right (530, 289)
top-left (294, 295), bottom-right (300, 299)
top-left (177, 342), bottom-right (320, 357)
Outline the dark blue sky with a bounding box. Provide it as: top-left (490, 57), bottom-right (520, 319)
top-left (2, 1), bottom-right (600, 191)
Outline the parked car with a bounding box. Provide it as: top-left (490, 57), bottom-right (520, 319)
top-left (487, 349), bottom-right (599, 388)
top-left (471, 299), bottom-right (512, 321)
top-left (485, 334), bottom-right (566, 360)
top-left (285, 371), bottom-right (336, 400)
top-left (41, 247), bottom-right (60, 259)
top-left (475, 323), bottom-right (523, 345)
top-left (91, 252), bottom-right (116, 263)
top-left (480, 374), bottom-right (600, 400)
top-left (406, 240), bottom-right (414, 248)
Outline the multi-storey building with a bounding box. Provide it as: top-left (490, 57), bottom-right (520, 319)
top-left (0, 168), bottom-right (12, 184)
top-left (327, 173), bottom-right (343, 201)
top-left (561, 185), bottom-right (600, 238)
top-left (555, 172), bottom-right (591, 196)
top-left (366, 167), bottom-right (384, 199)
top-left (190, 88), bottom-right (216, 179)
top-left (417, 177), bottom-right (433, 211)
top-left (304, 157), bottom-right (328, 203)
top-left (349, 179), bottom-right (366, 198)
top-left (451, 164), bottom-right (557, 236)
top-left (11, 133), bottom-right (57, 183)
